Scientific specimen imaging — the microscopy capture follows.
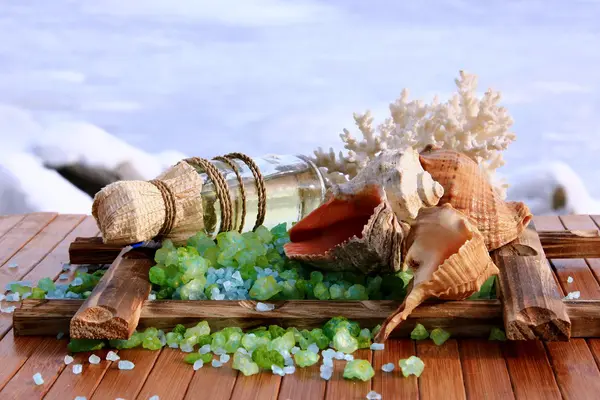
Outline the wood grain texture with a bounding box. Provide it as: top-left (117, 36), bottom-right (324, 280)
top-left (539, 230), bottom-right (600, 259)
top-left (15, 299), bottom-right (502, 337)
top-left (0, 213), bottom-right (57, 267)
top-left (0, 331), bottom-right (40, 391)
top-left (491, 221), bottom-right (570, 340)
top-left (0, 336), bottom-right (66, 400)
top-left (230, 368), bottom-right (281, 400)
top-left (588, 339), bottom-right (600, 369)
top-left (90, 348), bottom-right (161, 400)
top-left (0, 214), bottom-right (26, 238)
top-left (458, 339), bottom-right (515, 400)
top-left (136, 348), bottom-right (195, 400)
top-left (503, 341), bottom-right (561, 400)
top-left (325, 349), bottom-right (372, 400)
top-left (184, 354), bottom-right (238, 400)
top-left (417, 340), bottom-right (466, 400)
top-left (70, 248), bottom-right (153, 340)
top-left (545, 339), bottom-right (600, 400)
top-left (69, 236), bottom-right (126, 265)
top-left (278, 353), bottom-right (326, 400)
top-left (44, 348), bottom-right (114, 400)
top-left (371, 339), bottom-right (418, 399)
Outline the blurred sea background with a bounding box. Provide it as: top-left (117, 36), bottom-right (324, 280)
top-left (1, 0), bottom-right (599, 215)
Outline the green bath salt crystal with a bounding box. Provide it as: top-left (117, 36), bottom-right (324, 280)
top-left (399, 356), bottom-right (425, 377)
top-left (489, 327), bottom-right (507, 341)
top-left (166, 332), bottom-right (183, 347)
top-left (310, 329), bottom-right (330, 350)
top-left (294, 350), bottom-right (319, 367)
top-left (357, 328), bottom-right (372, 349)
top-left (343, 359), bottom-right (375, 381)
top-left (143, 335), bottom-right (163, 350)
top-left (37, 277), bottom-right (56, 292)
top-left (67, 339), bottom-right (105, 353)
top-left (249, 276), bottom-right (282, 300)
top-left (232, 350), bottom-right (260, 376)
top-left (430, 328), bottom-right (451, 346)
top-left (185, 321), bottom-right (211, 339)
top-left (333, 328), bottom-right (358, 354)
top-left (410, 324), bottom-right (429, 340)
top-left (109, 331), bottom-right (144, 349)
top-left (251, 345), bottom-right (285, 369)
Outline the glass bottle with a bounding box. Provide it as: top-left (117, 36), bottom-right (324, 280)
top-left (189, 154), bottom-right (327, 237)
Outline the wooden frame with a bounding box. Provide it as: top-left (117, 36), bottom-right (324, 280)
top-left (12, 220), bottom-right (600, 340)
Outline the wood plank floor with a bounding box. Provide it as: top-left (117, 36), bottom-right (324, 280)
top-left (0, 213), bottom-right (599, 399)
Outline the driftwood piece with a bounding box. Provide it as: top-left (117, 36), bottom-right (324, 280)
top-left (13, 298), bottom-right (600, 338)
top-left (69, 246), bottom-right (153, 340)
top-left (68, 237), bottom-right (131, 265)
top-left (491, 221), bottom-right (571, 341)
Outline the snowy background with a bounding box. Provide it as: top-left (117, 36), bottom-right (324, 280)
top-left (1, 0), bottom-right (599, 216)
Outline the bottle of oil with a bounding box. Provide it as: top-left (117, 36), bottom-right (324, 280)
top-left (193, 154), bottom-right (327, 237)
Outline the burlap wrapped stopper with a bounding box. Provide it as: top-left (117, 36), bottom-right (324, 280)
top-left (91, 161), bottom-right (204, 246)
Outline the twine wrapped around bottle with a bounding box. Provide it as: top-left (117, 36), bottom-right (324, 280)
top-left (92, 153), bottom-right (267, 246)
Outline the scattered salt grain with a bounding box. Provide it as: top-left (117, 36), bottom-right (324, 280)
top-left (323, 357), bottom-right (333, 367)
top-left (284, 355), bottom-right (295, 366)
top-left (74, 396), bottom-right (87, 400)
top-left (5, 293), bottom-right (20, 302)
top-left (148, 293), bottom-right (156, 301)
top-left (72, 364), bottom-right (83, 374)
top-left (8, 262), bottom-right (18, 269)
top-left (232, 271), bottom-right (243, 282)
top-left (64, 355), bottom-right (74, 365)
top-left (106, 351), bottom-right (120, 361)
top-left (255, 302), bottom-right (275, 312)
top-left (180, 343), bottom-right (194, 353)
top-left (334, 351), bottom-right (345, 360)
top-left (59, 273), bottom-right (69, 280)
top-left (0, 294), bottom-right (5, 301)
top-left (199, 344), bottom-right (211, 354)
top-left (89, 354), bottom-right (101, 364)
top-left (567, 276), bottom-right (574, 283)
top-left (193, 359), bottom-right (204, 370)
top-left (565, 291), bottom-right (581, 300)
top-left (366, 390), bottom-right (382, 400)
top-left (319, 364), bottom-right (333, 380)
top-left (213, 347), bottom-right (226, 355)
top-left (382, 363), bottom-right (395, 372)
top-left (307, 343), bottom-right (319, 354)
top-left (271, 365), bottom-right (285, 376)
top-left (71, 277), bottom-right (83, 287)
top-left (370, 343), bottom-right (385, 351)
top-left (1, 306), bottom-right (17, 314)
top-left (149, 396), bottom-right (160, 400)
top-left (33, 372), bottom-right (44, 385)
top-left (237, 348), bottom-right (248, 355)
top-left (283, 366), bottom-right (296, 375)
top-left (118, 360), bottom-right (135, 370)
top-left (290, 346), bottom-right (300, 355)
top-left (62, 263), bottom-right (71, 272)
top-left (344, 354), bottom-right (354, 361)
top-left (211, 360), bottom-right (223, 368)
top-left (56, 332), bottom-right (64, 340)
top-left (220, 354), bottom-right (230, 363)
top-left (322, 349), bottom-right (336, 359)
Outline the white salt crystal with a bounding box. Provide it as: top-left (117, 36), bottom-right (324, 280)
top-left (169, 343), bottom-right (179, 349)
top-left (64, 355), bottom-right (74, 365)
top-left (322, 349), bottom-right (336, 359)
top-left (74, 397), bottom-right (87, 400)
top-left (62, 263), bottom-right (71, 272)
top-left (323, 358), bottom-right (333, 367)
top-left (6, 292), bottom-right (20, 302)
top-left (88, 354), bottom-right (101, 364)
top-left (370, 343), bottom-right (385, 351)
top-left (32, 372), bottom-right (44, 385)
top-left (8, 262), bottom-right (18, 269)
top-left (255, 302), bottom-right (275, 312)
top-left (0, 306), bottom-right (17, 314)
top-left (232, 271), bottom-right (243, 282)
top-left (565, 291), bottom-right (581, 300)
top-left (193, 359), bottom-right (204, 370)
top-left (147, 293), bottom-right (156, 301)
top-left (290, 346), bottom-right (300, 355)
top-left (118, 360), bottom-right (135, 370)
top-left (271, 365), bottom-right (285, 376)
top-left (213, 294), bottom-right (225, 300)
top-left (71, 277), bottom-right (83, 287)
top-left (220, 354), bottom-right (230, 363)
top-left (366, 390), bottom-right (382, 400)
top-left (567, 276), bottom-right (574, 283)
top-left (237, 348), bottom-right (248, 355)
top-left (223, 280), bottom-right (233, 292)
top-left (283, 366), bottom-right (296, 375)
top-left (211, 360), bottom-right (223, 368)
top-left (106, 351), bottom-right (120, 361)
top-left (382, 362), bottom-right (395, 372)
top-left (180, 343), bottom-right (194, 353)
top-left (56, 332), bottom-right (64, 340)
top-left (319, 364), bottom-right (333, 380)
top-left (334, 351), bottom-right (345, 360)
top-left (344, 354), bottom-right (354, 361)
top-left (307, 343), bottom-right (319, 354)
top-left (213, 347), bottom-right (226, 355)
top-left (284, 355), bottom-right (295, 366)
top-left (199, 344), bottom-right (211, 354)
top-left (0, 294), bottom-right (5, 301)
top-left (149, 396), bottom-right (160, 400)
top-left (72, 364), bottom-right (83, 374)
top-left (59, 273), bottom-right (69, 280)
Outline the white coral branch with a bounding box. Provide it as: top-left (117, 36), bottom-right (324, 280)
top-left (310, 70), bottom-right (515, 198)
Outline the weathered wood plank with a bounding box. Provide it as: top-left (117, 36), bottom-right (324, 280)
top-left (278, 351), bottom-right (326, 400)
top-left (371, 340), bottom-right (418, 399)
top-left (184, 354), bottom-right (238, 400)
top-left (417, 340), bottom-right (466, 400)
top-left (458, 339), bottom-right (515, 400)
top-left (0, 331), bottom-right (40, 391)
top-left (491, 221), bottom-right (570, 341)
top-left (44, 348), bottom-right (114, 400)
top-left (503, 341), bottom-right (561, 400)
top-left (539, 230), bottom-right (600, 259)
top-left (135, 348), bottom-right (194, 400)
top-left (90, 348), bottom-right (161, 400)
top-left (0, 336), bottom-right (66, 399)
top-left (230, 370), bottom-right (281, 400)
top-left (14, 299), bottom-right (502, 337)
top-left (325, 349), bottom-right (372, 400)
top-left (0, 214), bottom-right (26, 238)
top-left (69, 236), bottom-right (124, 265)
top-left (0, 213), bottom-right (57, 267)
top-left (545, 339), bottom-right (600, 400)
top-left (70, 249), bottom-right (153, 340)
top-left (589, 339), bottom-right (600, 369)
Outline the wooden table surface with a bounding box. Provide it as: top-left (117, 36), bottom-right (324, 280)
top-left (1, 212), bottom-right (600, 400)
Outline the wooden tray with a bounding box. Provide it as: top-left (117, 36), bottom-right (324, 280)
top-left (12, 220), bottom-right (600, 341)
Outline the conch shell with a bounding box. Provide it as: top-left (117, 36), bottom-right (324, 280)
top-left (283, 148), bottom-right (443, 273)
top-left (374, 203), bottom-right (500, 342)
top-left (419, 147), bottom-right (532, 251)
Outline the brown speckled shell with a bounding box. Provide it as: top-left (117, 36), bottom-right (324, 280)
top-left (419, 148), bottom-right (532, 251)
top-left (287, 201), bottom-right (409, 274)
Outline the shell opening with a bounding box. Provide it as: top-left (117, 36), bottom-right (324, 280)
top-left (285, 185), bottom-right (384, 256)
